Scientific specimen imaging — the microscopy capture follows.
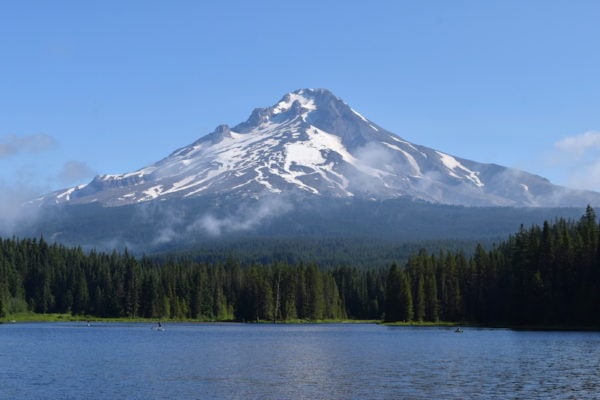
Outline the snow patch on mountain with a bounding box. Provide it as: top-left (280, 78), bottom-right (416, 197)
top-left (272, 90), bottom-right (317, 115)
top-left (436, 151), bottom-right (484, 187)
top-left (35, 88), bottom-right (600, 208)
top-left (383, 142), bottom-right (422, 176)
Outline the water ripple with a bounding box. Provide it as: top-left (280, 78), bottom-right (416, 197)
top-left (1, 323), bottom-right (599, 399)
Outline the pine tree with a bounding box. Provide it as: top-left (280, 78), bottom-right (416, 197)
top-left (425, 272), bottom-right (439, 322)
top-left (384, 264), bottom-right (413, 322)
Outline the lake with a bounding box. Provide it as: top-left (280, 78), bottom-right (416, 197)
top-left (0, 323), bottom-right (599, 399)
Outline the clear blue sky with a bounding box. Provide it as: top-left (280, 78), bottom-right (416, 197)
top-left (2, 0), bottom-right (600, 201)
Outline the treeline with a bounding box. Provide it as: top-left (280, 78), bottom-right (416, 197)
top-left (156, 237), bottom-right (484, 269)
top-left (1, 207), bottom-right (599, 326)
top-left (384, 206), bottom-right (600, 326)
top-left (0, 240), bottom-right (345, 321)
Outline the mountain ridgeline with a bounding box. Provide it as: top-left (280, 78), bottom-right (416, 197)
top-left (42, 88), bottom-right (600, 208)
top-left (21, 88), bottom-right (600, 252)
top-left (1, 207), bottom-right (599, 327)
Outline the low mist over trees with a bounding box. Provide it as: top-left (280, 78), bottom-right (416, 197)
top-left (1, 207), bottom-right (599, 327)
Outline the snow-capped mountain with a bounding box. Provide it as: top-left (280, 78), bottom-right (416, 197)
top-left (42, 88), bottom-right (600, 207)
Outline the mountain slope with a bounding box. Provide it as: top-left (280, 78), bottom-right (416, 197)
top-left (24, 195), bottom-right (589, 255)
top-left (39, 88), bottom-right (600, 208)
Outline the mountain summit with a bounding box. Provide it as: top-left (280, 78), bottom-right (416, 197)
top-left (43, 88), bottom-right (600, 207)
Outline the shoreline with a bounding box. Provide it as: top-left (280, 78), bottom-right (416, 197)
top-left (2, 313), bottom-right (600, 331)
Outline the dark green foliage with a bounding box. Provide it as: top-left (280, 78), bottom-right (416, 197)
top-left (24, 196), bottom-right (585, 257)
top-left (383, 264), bottom-right (413, 322)
top-left (155, 236), bottom-right (484, 270)
top-left (0, 238), bottom-right (347, 321)
top-left (382, 208), bottom-right (600, 326)
top-left (2, 207), bottom-right (599, 326)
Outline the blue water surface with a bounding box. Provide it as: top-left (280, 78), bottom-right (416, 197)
top-left (1, 322), bottom-right (599, 399)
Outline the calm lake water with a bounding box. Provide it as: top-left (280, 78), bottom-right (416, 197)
top-left (1, 323), bottom-right (599, 399)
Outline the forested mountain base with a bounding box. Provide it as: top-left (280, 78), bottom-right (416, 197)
top-left (1, 207), bottom-right (599, 327)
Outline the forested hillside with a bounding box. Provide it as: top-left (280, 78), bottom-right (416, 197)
top-left (1, 207), bottom-right (599, 327)
top-left (24, 196), bottom-right (585, 256)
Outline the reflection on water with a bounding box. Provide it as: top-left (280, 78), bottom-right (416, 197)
top-left (0, 323), bottom-right (599, 399)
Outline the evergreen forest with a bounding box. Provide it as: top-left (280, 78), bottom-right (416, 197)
top-left (1, 207), bottom-right (599, 327)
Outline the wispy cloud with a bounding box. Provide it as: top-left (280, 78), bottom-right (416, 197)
top-left (0, 133), bottom-right (57, 233)
top-left (128, 194), bottom-right (294, 247)
top-left (0, 131), bottom-right (97, 234)
top-left (552, 131), bottom-right (600, 191)
top-left (57, 160), bottom-right (96, 185)
top-left (560, 159), bottom-right (600, 193)
top-left (554, 131), bottom-right (600, 157)
top-left (0, 179), bottom-right (43, 235)
top-left (0, 134), bottom-right (57, 158)
top-left (189, 196), bottom-right (292, 237)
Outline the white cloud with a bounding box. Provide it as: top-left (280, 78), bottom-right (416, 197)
top-left (0, 134), bottom-right (57, 158)
top-left (554, 131), bottom-right (600, 157)
top-left (0, 179), bottom-right (43, 235)
top-left (565, 160), bottom-right (600, 192)
top-left (189, 196), bottom-right (292, 237)
top-left (57, 161), bottom-right (96, 185)
top-left (552, 131), bottom-right (600, 191)
top-left (0, 136), bottom-right (96, 235)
